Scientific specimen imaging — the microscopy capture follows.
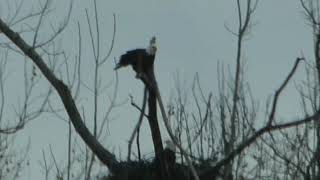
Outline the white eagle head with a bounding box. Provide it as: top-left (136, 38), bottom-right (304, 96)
top-left (165, 140), bottom-right (176, 153)
top-left (147, 36), bottom-right (157, 55)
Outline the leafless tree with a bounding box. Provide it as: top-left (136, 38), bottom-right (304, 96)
top-left (1, 0), bottom-right (320, 180)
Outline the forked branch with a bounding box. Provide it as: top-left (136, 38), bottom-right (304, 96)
top-left (0, 18), bottom-right (119, 173)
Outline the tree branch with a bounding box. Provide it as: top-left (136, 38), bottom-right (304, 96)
top-left (200, 109), bottom-right (320, 179)
top-left (0, 18), bottom-right (119, 173)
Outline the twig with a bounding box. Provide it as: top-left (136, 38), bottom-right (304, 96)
top-left (200, 108), bottom-right (320, 179)
top-left (0, 17), bottom-right (119, 173)
top-left (267, 58), bottom-right (304, 126)
top-left (152, 77), bottom-right (200, 180)
top-left (127, 87), bottom-right (147, 161)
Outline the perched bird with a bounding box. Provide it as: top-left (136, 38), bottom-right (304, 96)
top-left (163, 140), bottom-right (176, 166)
top-left (114, 37), bottom-right (157, 78)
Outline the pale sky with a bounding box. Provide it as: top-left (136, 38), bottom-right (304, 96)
top-left (0, 0), bottom-right (315, 179)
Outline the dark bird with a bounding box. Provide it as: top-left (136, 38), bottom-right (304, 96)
top-left (114, 37), bottom-right (157, 78)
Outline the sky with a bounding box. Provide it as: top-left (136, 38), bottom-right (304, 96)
top-left (0, 0), bottom-right (316, 179)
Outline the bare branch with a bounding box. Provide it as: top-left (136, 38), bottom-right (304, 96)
top-left (127, 87), bottom-right (147, 161)
top-left (267, 58), bottom-right (304, 126)
top-left (101, 13), bottom-right (116, 65)
top-left (0, 17), bottom-right (119, 173)
top-left (33, 0), bottom-right (51, 47)
top-left (200, 109), bottom-right (320, 179)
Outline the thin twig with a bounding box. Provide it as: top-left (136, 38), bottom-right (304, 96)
top-left (127, 87), bottom-right (147, 161)
top-left (267, 58), bottom-right (304, 126)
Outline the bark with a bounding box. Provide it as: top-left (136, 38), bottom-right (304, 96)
top-left (141, 67), bottom-right (171, 180)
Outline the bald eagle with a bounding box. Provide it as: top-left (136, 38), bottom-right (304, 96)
top-left (164, 140), bottom-right (176, 166)
top-left (114, 37), bottom-right (157, 78)
top-left (152, 140), bottom-right (176, 170)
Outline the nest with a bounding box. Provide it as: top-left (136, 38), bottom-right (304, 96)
top-left (104, 159), bottom-right (220, 180)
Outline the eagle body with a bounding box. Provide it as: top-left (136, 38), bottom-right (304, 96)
top-left (163, 147), bottom-right (176, 166)
top-left (164, 140), bottom-right (176, 166)
top-left (115, 37), bottom-right (157, 77)
top-left (152, 140), bottom-right (176, 175)
top-left (116, 49), bottom-right (155, 73)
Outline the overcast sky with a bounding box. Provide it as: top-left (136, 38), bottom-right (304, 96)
top-left (0, 0), bottom-right (315, 179)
